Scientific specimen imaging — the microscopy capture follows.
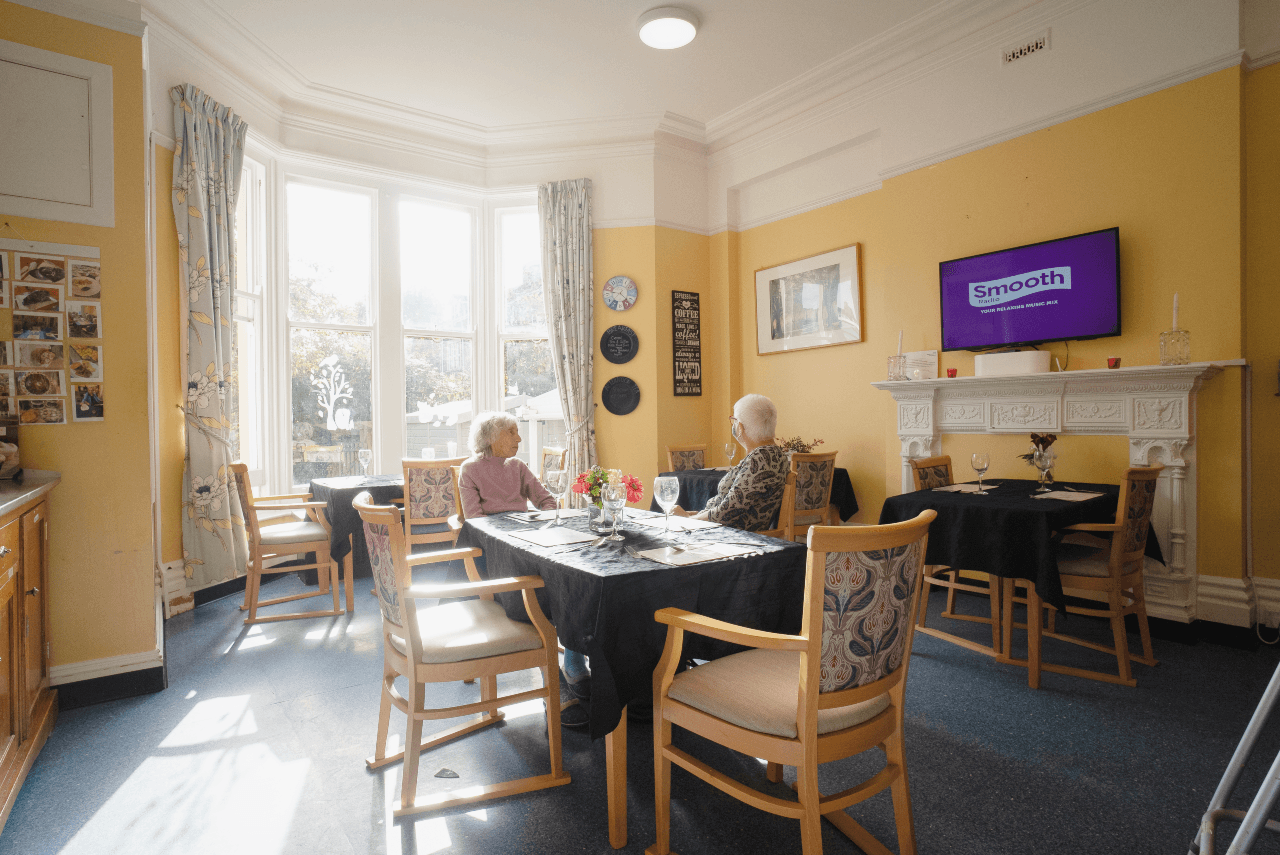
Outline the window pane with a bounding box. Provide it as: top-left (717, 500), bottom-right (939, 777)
top-left (230, 316), bottom-right (258, 469)
top-left (287, 183), bottom-right (371, 325)
top-left (401, 200), bottom-right (471, 331)
top-left (405, 335), bottom-right (473, 458)
top-left (503, 338), bottom-right (559, 469)
top-left (499, 210), bottom-right (544, 334)
top-left (291, 328), bottom-right (372, 484)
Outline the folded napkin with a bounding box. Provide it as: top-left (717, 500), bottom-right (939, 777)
top-left (1032, 490), bottom-right (1104, 502)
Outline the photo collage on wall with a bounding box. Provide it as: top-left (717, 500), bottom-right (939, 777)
top-left (0, 250), bottom-right (104, 424)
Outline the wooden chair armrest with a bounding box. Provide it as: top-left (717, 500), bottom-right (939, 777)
top-left (389, 498), bottom-right (404, 506)
top-left (406, 546), bottom-right (483, 566)
top-left (255, 492), bottom-right (314, 501)
top-left (448, 515), bottom-right (463, 532)
top-left (406, 575), bottom-right (544, 600)
top-left (654, 607), bottom-right (808, 651)
top-left (1064, 523), bottom-right (1120, 532)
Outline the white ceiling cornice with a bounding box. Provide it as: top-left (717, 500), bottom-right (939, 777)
top-left (9, 0), bottom-right (146, 36)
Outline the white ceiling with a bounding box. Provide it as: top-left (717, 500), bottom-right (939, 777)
top-left (147, 0), bottom-right (946, 130)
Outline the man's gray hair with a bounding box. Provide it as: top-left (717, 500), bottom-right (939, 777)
top-left (733, 394), bottom-right (777, 442)
top-left (468, 411), bottom-right (518, 457)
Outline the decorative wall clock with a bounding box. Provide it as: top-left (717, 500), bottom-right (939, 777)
top-left (603, 276), bottom-right (637, 311)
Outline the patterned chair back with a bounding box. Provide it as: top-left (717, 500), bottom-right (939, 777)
top-left (909, 456), bottom-right (953, 491)
top-left (1109, 465), bottom-right (1162, 573)
top-left (229, 462), bottom-right (261, 546)
top-left (790, 452), bottom-right (837, 513)
top-left (403, 457), bottom-right (467, 527)
top-left (667, 445), bottom-right (707, 472)
top-left (540, 447), bottom-right (567, 481)
top-left (354, 491), bottom-right (407, 630)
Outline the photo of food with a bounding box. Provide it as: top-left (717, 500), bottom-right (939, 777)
top-left (13, 283), bottom-right (62, 313)
top-left (67, 344), bottom-right (99, 379)
top-left (0, 371), bottom-right (12, 397)
top-left (69, 260), bottom-right (101, 298)
top-left (18, 399), bottom-right (66, 425)
top-left (16, 371), bottom-right (63, 398)
top-left (15, 342), bottom-right (65, 370)
top-left (17, 256), bottom-right (66, 284)
top-left (13, 313), bottom-right (62, 341)
top-left (67, 300), bottom-right (101, 339)
top-left (72, 384), bottom-right (103, 421)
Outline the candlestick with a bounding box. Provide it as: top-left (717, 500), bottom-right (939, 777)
top-left (1172, 292), bottom-right (1179, 330)
top-left (897, 330), bottom-right (903, 355)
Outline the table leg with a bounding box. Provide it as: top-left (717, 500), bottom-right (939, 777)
top-left (607, 707), bottom-right (628, 849)
top-left (1026, 585), bottom-right (1042, 690)
top-left (1001, 577), bottom-right (1015, 661)
top-left (989, 575), bottom-right (1002, 656)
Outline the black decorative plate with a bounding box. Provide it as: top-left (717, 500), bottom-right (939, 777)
top-left (602, 376), bottom-right (640, 415)
top-left (600, 325), bottom-right (639, 364)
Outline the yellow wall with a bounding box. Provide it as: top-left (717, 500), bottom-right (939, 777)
top-left (723, 68), bottom-right (1249, 576)
top-left (1245, 62), bottom-right (1280, 580)
top-left (0, 2), bottom-right (157, 664)
top-left (155, 145), bottom-right (185, 566)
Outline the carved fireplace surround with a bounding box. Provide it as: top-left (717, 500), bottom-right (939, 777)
top-left (872, 361), bottom-right (1247, 625)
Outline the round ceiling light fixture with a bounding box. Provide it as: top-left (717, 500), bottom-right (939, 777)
top-left (637, 6), bottom-right (699, 50)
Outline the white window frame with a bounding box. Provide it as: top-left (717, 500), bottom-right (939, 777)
top-left (232, 154), bottom-right (267, 487)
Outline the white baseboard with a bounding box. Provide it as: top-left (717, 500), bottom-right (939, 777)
top-left (49, 648), bottom-right (164, 686)
top-left (1252, 577), bottom-right (1280, 628)
top-left (1195, 575), bottom-right (1255, 628)
top-left (162, 559), bottom-right (194, 618)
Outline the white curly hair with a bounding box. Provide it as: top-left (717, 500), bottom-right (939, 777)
top-left (468, 411), bottom-right (518, 457)
top-left (733, 394), bottom-right (777, 442)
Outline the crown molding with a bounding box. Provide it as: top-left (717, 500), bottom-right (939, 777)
top-left (729, 179), bottom-right (883, 234)
top-left (879, 48), bottom-right (1245, 181)
top-left (1246, 47), bottom-right (1280, 71)
top-left (9, 0), bottom-right (147, 36)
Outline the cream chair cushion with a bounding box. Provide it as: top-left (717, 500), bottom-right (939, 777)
top-left (258, 519), bottom-right (327, 546)
top-left (390, 599), bottom-right (544, 664)
top-left (667, 648), bottom-right (891, 739)
top-left (1057, 540), bottom-right (1112, 578)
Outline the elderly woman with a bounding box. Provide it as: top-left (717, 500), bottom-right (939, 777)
top-left (672, 393), bottom-right (789, 531)
top-left (458, 412), bottom-right (556, 518)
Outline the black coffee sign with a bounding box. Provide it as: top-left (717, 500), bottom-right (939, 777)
top-left (672, 290), bottom-right (701, 396)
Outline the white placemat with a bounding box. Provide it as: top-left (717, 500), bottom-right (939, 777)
top-left (1032, 490), bottom-right (1104, 501)
top-left (628, 514), bottom-right (721, 531)
top-left (932, 483), bottom-right (999, 493)
top-left (633, 542), bottom-right (757, 566)
top-left (508, 509), bottom-right (586, 522)
top-left (507, 527), bottom-right (597, 547)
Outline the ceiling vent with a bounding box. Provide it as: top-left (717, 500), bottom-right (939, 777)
top-left (1002, 30), bottom-right (1050, 66)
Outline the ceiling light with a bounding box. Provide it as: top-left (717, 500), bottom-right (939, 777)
top-left (637, 6), bottom-right (699, 50)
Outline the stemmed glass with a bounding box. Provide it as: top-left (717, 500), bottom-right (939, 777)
top-left (544, 469), bottom-right (568, 526)
top-left (970, 452), bottom-right (990, 495)
top-left (603, 483), bottom-right (627, 542)
top-left (1033, 448), bottom-right (1056, 492)
top-left (724, 442), bottom-right (738, 465)
top-left (357, 449), bottom-right (372, 476)
top-left (654, 475), bottom-right (680, 533)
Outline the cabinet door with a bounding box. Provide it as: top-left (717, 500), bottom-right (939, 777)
top-left (20, 504), bottom-right (46, 711)
top-left (0, 518), bottom-right (18, 765)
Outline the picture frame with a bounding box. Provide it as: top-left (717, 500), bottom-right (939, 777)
top-left (754, 243), bottom-right (862, 356)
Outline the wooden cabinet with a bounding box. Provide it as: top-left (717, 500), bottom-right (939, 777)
top-left (0, 479), bottom-right (58, 831)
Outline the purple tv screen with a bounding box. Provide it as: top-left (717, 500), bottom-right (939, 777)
top-left (939, 228), bottom-right (1120, 351)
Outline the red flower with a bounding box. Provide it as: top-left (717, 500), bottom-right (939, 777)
top-left (623, 474), bottom-right (643, 504)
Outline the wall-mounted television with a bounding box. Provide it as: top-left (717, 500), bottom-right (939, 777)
top-left (939, 227), bottom-right (1120, 351)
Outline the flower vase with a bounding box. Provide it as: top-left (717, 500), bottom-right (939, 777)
top-left (588, 504), bottom-right (616, 533)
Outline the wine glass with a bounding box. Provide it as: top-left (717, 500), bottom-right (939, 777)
top-left (357, 448), bottom-right (372, 476)
top-left (544, 469), bottom-right (568, 526)
top-left (603, 483), bottom-right (627, 542)
top-left (970, 452), bottom-right (990, 495)
top-left (1033, 448), bottom-right (1056, 492)
top-left (724, 442), bottom-right (738, 465)
top-left (654, 475), bottom-right (680, 533)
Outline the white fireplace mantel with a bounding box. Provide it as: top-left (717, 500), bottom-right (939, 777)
top-left (872, 361), bottom-right (1246, 625)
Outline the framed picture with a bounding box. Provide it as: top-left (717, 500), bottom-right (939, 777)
top-left (72, 383), bottom-right (104, 421)
top-left (13, 313), bottom-right (62, 341)
top-left (754, 244), bottom-right (862, 356)
top-left (67, 300), bottom-right (101, 338)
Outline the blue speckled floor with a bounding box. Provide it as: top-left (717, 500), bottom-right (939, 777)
top-left (3, 577), bottom-right (1279, 855)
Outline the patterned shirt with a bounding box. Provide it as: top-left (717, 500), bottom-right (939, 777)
top-left (704, 444), bottom-right (789, 532)
top-left (459, 456), bottom-right (556, 518)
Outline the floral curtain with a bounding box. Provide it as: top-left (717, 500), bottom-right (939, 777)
top-left (172, 84), bottom-right (249, 586)
top-left (538, 179), bottom-right (597, 491)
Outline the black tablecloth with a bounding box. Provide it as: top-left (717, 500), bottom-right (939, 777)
top-left (309, 475), bottom-right (405, 579)
top-left (878, 479), bottom-right (1164, 611)
top-left (650, 467), bottom-right (860, 520)
top-left (455, 510), bottom-right (808, 740)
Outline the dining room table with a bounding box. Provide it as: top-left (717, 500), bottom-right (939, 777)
top-left (650, 466), bottom-right (860, 520)
top-left (308, 474), bottom-right (407, 581)
top-left (454, 507), bottom-right (808, 849)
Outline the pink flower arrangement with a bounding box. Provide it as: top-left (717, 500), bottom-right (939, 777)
top-left (572, 466), bottom-right (644, 507)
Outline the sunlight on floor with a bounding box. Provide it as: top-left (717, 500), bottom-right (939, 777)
top-left (160, 696), bottom-right (257, 747)
top-left (498, 699), bottom-right (545, 720)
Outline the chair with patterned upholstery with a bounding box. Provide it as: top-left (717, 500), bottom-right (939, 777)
top-left (354, 491), bottom-right (570, 816)
top-left (648, 510), bottom-right (935, 855)
top-left (789, 451), bottom-right (839, 541)
top-left (539, 447), bottom-right (567, 481)
top-left (231, 462), bottom-right (348, 624)
top-left (1021, 464), bottom-right (1163, 689)
top-left (908, 455), bottom-right (1003, 658)
top-left (758, 470), bottom-right (796, 541)
top-left (401, 457), bottom-right (467, 554)
top-left (666, 443), bottom-right (707, 472)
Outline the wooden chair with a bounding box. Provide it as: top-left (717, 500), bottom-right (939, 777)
top-left (230, 462), bottom-right (349, 624)
top-left (666, 444), bottom-right (707, 472)
top-left (790, 451), bottom-right (839, 541)
top-left (401, 456), bottom-right (467, 554)
top-left (1020, 465), bottom-right (1163, 689)
top-left (758, 470), bottom-right (796, 541)
top-left (648, 511), bottom-right (936, 855)
top-left (354, 492), bottom-right (570, 816)
top-left (539, 447), bottom-right (567, 481)
top-left (908, 455), bottom-right (1003, 658)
